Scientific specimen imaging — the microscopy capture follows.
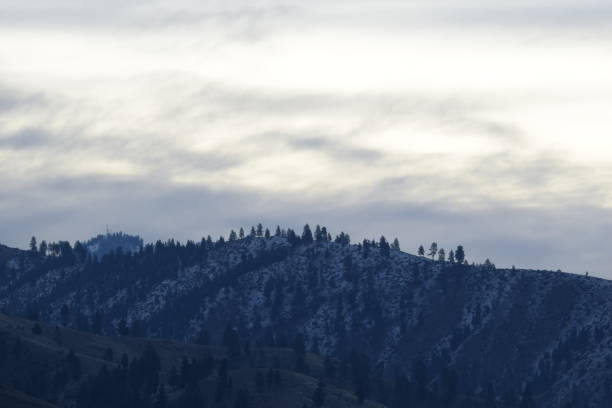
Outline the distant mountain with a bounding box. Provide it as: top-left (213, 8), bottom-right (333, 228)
top-left (1, 226), bottom-right (611, 407)
top-left (84, 232), bottom-right (143, 258)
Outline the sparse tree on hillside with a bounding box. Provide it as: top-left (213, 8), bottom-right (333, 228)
top-left (73, 241), bottom-right (87, 261)
top-left (418, 245), bottom-right (425, 257)
top-left (275, 226), bottom-right (282, 237)
top-left (302, 224), bottom-right (313, 243)
top-left (335, 232), bottom-right (350, 245)
top-left (29, 236), bottom-right (37, 254)
top-left (321, 226), bottom-right (329, 241)
top-left (250, 226), bottom-right (256, 237)
top-left (265, 228), bottom-right (271, 239)
top-left (256, 223), bottom-right (264, 237)
top-left (448, 250), bottom-right (455, 263)
top-left (438, 248), bottom-right (446, 262)
top-left (379, 236), bottom-right (390, 258)
top-left (391, 238), bottom-right (400, 251)
top-left (239, 227), bottom-right (245, 239)
top-left (229, 230), bottom-right (237, 241)
top-left (455, 245), bottom-right (465, 264)
top-left (39, 240), bottom-right (47, 256)
top-left (428, 242), bottom-right (438, 260)
top-left (315, 225), bottom-right (323, 241)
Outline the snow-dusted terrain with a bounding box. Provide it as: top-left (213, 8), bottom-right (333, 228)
top-left (0, 236), bottom-right (611, 407)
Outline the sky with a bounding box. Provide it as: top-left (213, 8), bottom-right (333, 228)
top-left (1, 0), bottom-right (612, 277)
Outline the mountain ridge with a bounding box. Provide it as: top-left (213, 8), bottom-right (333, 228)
top-left (1, 227), bottom-right (611, 407)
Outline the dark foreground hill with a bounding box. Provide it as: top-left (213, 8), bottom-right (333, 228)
top-left (0, 312), bottom-right (385, 408)
top-left (1, 227), bottom-right (612, 407)
top-left (0, 384), bottom-right (57, 408)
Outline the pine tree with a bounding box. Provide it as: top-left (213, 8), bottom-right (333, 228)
top-left (256, 223), bottom-right (263, 237)
top-left (315, 225), bottom-right (323, 241)
top-left (29, 236), bottom-right (37, 254)
top-left (275, 226), bottom-right (282, 237)
top-left (448, 250), bottom-right (455, 263)
top-left (428, 242), bottom-right (438, 260)
top-left (418, 245), bottom-right (425, 257)
top-left (39, 240), bottom-right (47, 256)
top-left (379, 236), bottom-right (390, 258)
top-left (302, 224), bottom-right (313, 243)
top-left (455, 245), bottom-right (465, 264)
top-left (239, 227), bottom-right (245, 239)
top-left (438, 248), bottom-right (446, 262)
top-left (265, 228), bottom-right (271, 239)
top-left (229, 230), bottom-right (238, 241)
top-left (391, 238), bottom-right (400, 251)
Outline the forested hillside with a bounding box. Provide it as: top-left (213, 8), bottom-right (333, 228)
top-left (1, 225), bottom-right (612, 407)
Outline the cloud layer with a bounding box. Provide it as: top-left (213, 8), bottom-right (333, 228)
top-left (1, 0), bottom-right (612, 277)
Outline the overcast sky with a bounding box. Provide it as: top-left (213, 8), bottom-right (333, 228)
top-left (1, 0), bottom-right (612, 277)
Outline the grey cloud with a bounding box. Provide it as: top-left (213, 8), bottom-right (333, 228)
top-left (186, 82), bottom-right (525, 146)
top-left (434, 3), bottom-right (612, 28)
top-left (288, 136), bottom-right (383, 161)
top-left (0, 87), bottom-right (49, 113)
top-left (305, 1), bottom-right (612, 33)
top-left (0, 0), bottom-right (295, 39)
top-left (360, 149), bottom-right (612, 210)
top-left (0, 128), bottom-right (51, 150)
top-left (250, 132), bottom-right (385, 163)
